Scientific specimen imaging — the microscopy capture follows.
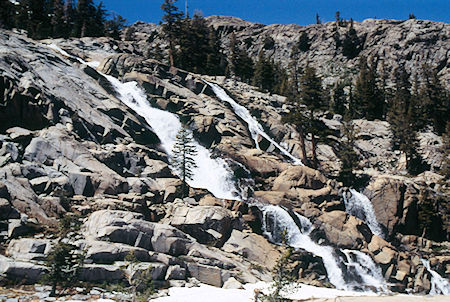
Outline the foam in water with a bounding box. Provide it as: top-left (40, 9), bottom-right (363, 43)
top-left (344, 189), bottom-right (384, 238)
top-left (261, 205), bottom-right (348, 290)
top-left (208, 82), bottom-right (303, 166)
top-left (421, 259), bottom-right (450, 295)
top-left (103, 76), bottom-right (241, 200)
top-left (342, 250), bottom-right (388, 292)
top-left (47, 44), bottom-right (391, 294)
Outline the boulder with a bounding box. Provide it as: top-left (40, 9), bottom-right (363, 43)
top-left (222, 230), bottom-right (280, 269)
top-left (186, 262), bottom-right (227, 287)
top-left (6, 238), bottom-right (52, 261)
top-left (85, 241), bottom-right (152, 264)
top-left (315, 210), bottom-right (370, 249)
top-left (84, 210), bottom-right (195, 256)
top-left (272, 166), bottom-right (327, 191)
top-left (163, 202), bottom-right (234, 246)
top-left (0, 255), bottom-right (48, 283)
top-left (79, 264), bottom-right (124, 283)
top-left (164, 265), bottom-right (186, 280)
top-left (222, 277), bottom-right (244, 289)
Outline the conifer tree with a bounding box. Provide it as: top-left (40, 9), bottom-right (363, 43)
top-left (51, 0), bottom-right (67, 38)
top-left (299, 66), bottom-right (325, 166)
top-left (331, 80), bottom-right (347, 115)
top-left (342, 19), bottom-right (361, 59)
top-left (388, 66), bottom-right (423, 174)
top-left (252, 50), bottom-right (275, 92)
top-left (0, 0), bottom-right (14, 29)
top-left (337, 121), bottom-right (359, 186)
top-left (161, 0), bottom-right (183, 67)
top-left (105, 13), bottom-right (127, 40)
top-left (353, 56), bottom-right (384, 120)
top-left (298, 32), bottom-right (310, 52)
top-left (420, 65), bottom-right (449, 135)
top-left (171, 126), bottom-right (198, 197)
top-left (228, 33), bottom-right (254, 82)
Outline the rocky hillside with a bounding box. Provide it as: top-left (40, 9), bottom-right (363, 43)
top-left (0, 24), bottom-right (449, 299)
top-left (126, 16), bottom-right (450, 86)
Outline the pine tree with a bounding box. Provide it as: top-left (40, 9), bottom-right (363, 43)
top-left (337, 121), bottom-right (359, 186)
top-left (420, 64), bottom-right (449, 135)
top-left (228, 32), bottom-right (254, 82)
top-left (252, 50), bottom-right (275, 92)
top-left (331, 80), bottom-right (347, 116)
top-left (105, 13), bottom-right (127, 40)
top-left (388, 66), bottom-right (423, 174)
top-left (342, 19), bottom-right (361, 59)
top-left (353, 56), bottom-right (384, 120)
top-left (0, 0), bottom-right (14, 29)
top-left (171, 126), bottom-right (198, 197)
top-left (161, 0), bottom-right (183, 68)
top-left (50, 0), bottom-right (67, 38)
top-left (299, 66), bottom-right (326, 166)
top-left (298, 32), bottom-right (310, 52)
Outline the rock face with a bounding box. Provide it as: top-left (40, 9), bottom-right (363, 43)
top-left (0, 26), bottom-right (448, 296)
top-left (127, 17), bottom-right (450, 87)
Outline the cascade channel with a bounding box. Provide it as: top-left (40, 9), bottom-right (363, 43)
top-left (343, 189), bottom-right (384, 238)
top-left (47, 44), bottom-right (446, 295)
top-left (207, 82), bottom-right (303, 166)
top-left (422, 259), bottom-right (450, 295)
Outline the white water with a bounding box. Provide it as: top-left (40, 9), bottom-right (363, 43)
top-left (47, 43), bottom-right (392, 294)
top-left (344, 189), bottom-right (384, 238)
top-left (421, 259), bottom-right (450, 295)
top-left (208, 82), bottom-right (303, 166)
top-left (261, 205), bottom-right (348, 290)
top-left (261, 205), bottom-right (389, 293)
top-left (47, 43), bottom-right (242, 200)
top-left (104, 75), bottom-right (241, 200)
top-left (342, 250), bottom-right (388, 292)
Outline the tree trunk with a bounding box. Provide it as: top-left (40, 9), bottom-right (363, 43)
top-left (168, 40), bottom-right (175, 68)
top-left (311, 132), bottom-right (318, 168)
top-left (298, 126), bottom-right (308, 166)
top-left (50, 281), bottom-right (57, 297)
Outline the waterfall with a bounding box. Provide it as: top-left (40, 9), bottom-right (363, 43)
top-left (261, 205), bottom-right (389, 292)
top-left (103, 75), bottom-right (242, 200)
top-left (342, 250), bottom-right (388, 292)
top-left (47, 44), bottom-right (390, 294)
top-left (421, 259), bottom-right (450, 295)
top-left (344, 189), bottom-right (384, 238)
top-left (207, 82), bottom-right (303, 166)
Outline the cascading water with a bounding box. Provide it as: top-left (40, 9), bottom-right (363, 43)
top-left (342, 250), bottom-right (388, 292)
top-left (48, 44), bottom-right (391, 294)
top-left (261, 205), bottom-right (388, 292)
top-left (103, 75), bottom-right (242, 200)
top-left (421, 259), bottom-right (450, 295)
top-left (344, 189), bottom-right (384, 238)
top-left (261, 205), bottom-right (348, 290)
top-left (207, 82), bottom-right (303, 166)
top-left (46, 43), bottom-right (242, 200)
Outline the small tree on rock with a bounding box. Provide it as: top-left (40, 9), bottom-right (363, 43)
top-left (171, 125), bottom-right (198, 197)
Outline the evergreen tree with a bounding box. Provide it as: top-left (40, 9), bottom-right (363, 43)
top-left (337, 121), bottom-right (359, 186)
top-left (315, 13), bottom-right (321, 24)
top-left (342, 19), bottom-right (361, 59)
top-left (299, 66), bottom-right (326, 166)
top-left (50, 0), bottom-right (67, 38)
top-left (388, 66), bottom-right (423, 174)
top-left (298, 32), bottom-right (310, 52)
top-left (353, 56), bottom-right (384, 120)
top-left (161, 0), bottom-right (183, 67)
top-left (331, 80), bottom-right (347, 115)
top-left (171, 126), bottom-right (198, 197)
top-left (0, 0), bottom-right (14, 29)
top-left (228, 32), bottom-right (254, 82)
top-left (105, 13), bottom-right (127, 40)
top-left (252, 50), bottom-right (275, 92)
top-left (420, 64), bottom-right (449, 135)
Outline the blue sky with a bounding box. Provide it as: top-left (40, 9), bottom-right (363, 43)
top-left (99, 0), bottom-right (450, 26)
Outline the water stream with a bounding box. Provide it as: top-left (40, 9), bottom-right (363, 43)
top-left (343, 189), bottom-right (384, 238)
top-left (207, 82), bottom-right (303, 166)
top-left (46, 44), bottom-right (412, 294)
top-left (422, 259), bottom-right (450, 295)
